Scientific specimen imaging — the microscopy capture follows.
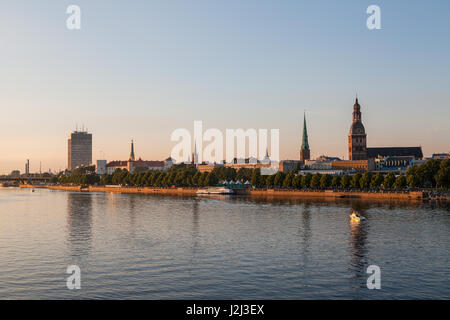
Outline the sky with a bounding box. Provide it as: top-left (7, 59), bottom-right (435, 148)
top-left (0, 0), bottom-right (449, 174)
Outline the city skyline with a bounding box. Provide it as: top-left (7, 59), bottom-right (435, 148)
top-left (1, 95), bottom-right (448, 175)
top-left (1, 1), bottom-right (449, 173)
top-left (0, 1), bottom-right (449, 304)
top-left (2, 96), bottom-right (445, 175)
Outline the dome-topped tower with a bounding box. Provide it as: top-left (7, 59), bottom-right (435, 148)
top-left (348, 97), bottom-right (367, 160)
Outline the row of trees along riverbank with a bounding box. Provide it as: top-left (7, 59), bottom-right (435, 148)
top-left (55, 158), bottom-right (450, 189)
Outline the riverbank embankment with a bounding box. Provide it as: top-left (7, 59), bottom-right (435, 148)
top-left (17, 184), bottom-right (440, 201)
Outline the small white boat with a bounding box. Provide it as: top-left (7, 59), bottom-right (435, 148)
top-left (196, 186), bottom-right (234, 195)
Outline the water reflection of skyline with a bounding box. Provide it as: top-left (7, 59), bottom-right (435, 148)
top-left (2, 188), bottom-right (448, 299)
top-left (66, 192), bottom-right (93, 259)
top-left (191, 199), bottom-right (200, 256)
top-left (348, 202), bottom-right (370, 292)
top-left (301, 203), bottom-right (311, 260)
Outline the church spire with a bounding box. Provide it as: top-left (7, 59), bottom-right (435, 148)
top-left (192, 140), bottom-right (199, 164)
top-left (301, 112), bottom-right (310, 151)
top-left (129, 140), bottom-right (135, 161)
top-left (300, 112), bottom-right (311, 162)
top-left (353, 96), bottom-right (361, 122)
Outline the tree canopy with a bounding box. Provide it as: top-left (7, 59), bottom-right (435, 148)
top-left (56, 159), bottom-right (450, 190)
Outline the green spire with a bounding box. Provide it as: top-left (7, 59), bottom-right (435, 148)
top-left (301, 112), bottom-right (310, 151)
top-left (130, 140), bottom-right (135, 161)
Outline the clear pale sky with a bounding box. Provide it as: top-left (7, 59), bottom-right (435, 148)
top-left (0, 0), bottom-right (449, 174)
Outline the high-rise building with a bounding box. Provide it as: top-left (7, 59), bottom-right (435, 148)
top-left (25, 159), bottom-right (30, 176)
top-left (348, 97), bottom-right (367, 160)
top-left (300, 112), bottom-right (310, 162)
top-left (68, 129), bottom-right (92, 171)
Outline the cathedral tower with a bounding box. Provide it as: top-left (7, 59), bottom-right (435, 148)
top-left (348, 97), bottom-right (367, 160)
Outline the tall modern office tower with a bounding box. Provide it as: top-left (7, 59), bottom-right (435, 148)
top-left (68, 129), bottom-right (92, 171)
top-left (25, 159), bottom-right (30, 175)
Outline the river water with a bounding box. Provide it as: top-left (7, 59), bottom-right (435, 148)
top-left (0, 187), bottom-right (448, 299)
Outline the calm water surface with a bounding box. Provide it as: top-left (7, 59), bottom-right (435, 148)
top-left (0, 187), bottom-right (449, 299)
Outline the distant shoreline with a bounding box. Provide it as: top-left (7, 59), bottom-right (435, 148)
top-left (18, 184), bottom-right (446, 202)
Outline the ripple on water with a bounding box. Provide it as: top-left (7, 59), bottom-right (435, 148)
top-left (0, 188), bottom-right (449, 299)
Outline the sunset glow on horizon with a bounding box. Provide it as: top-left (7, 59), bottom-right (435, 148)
top-left (0, 0), bottom-right (449, 174)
